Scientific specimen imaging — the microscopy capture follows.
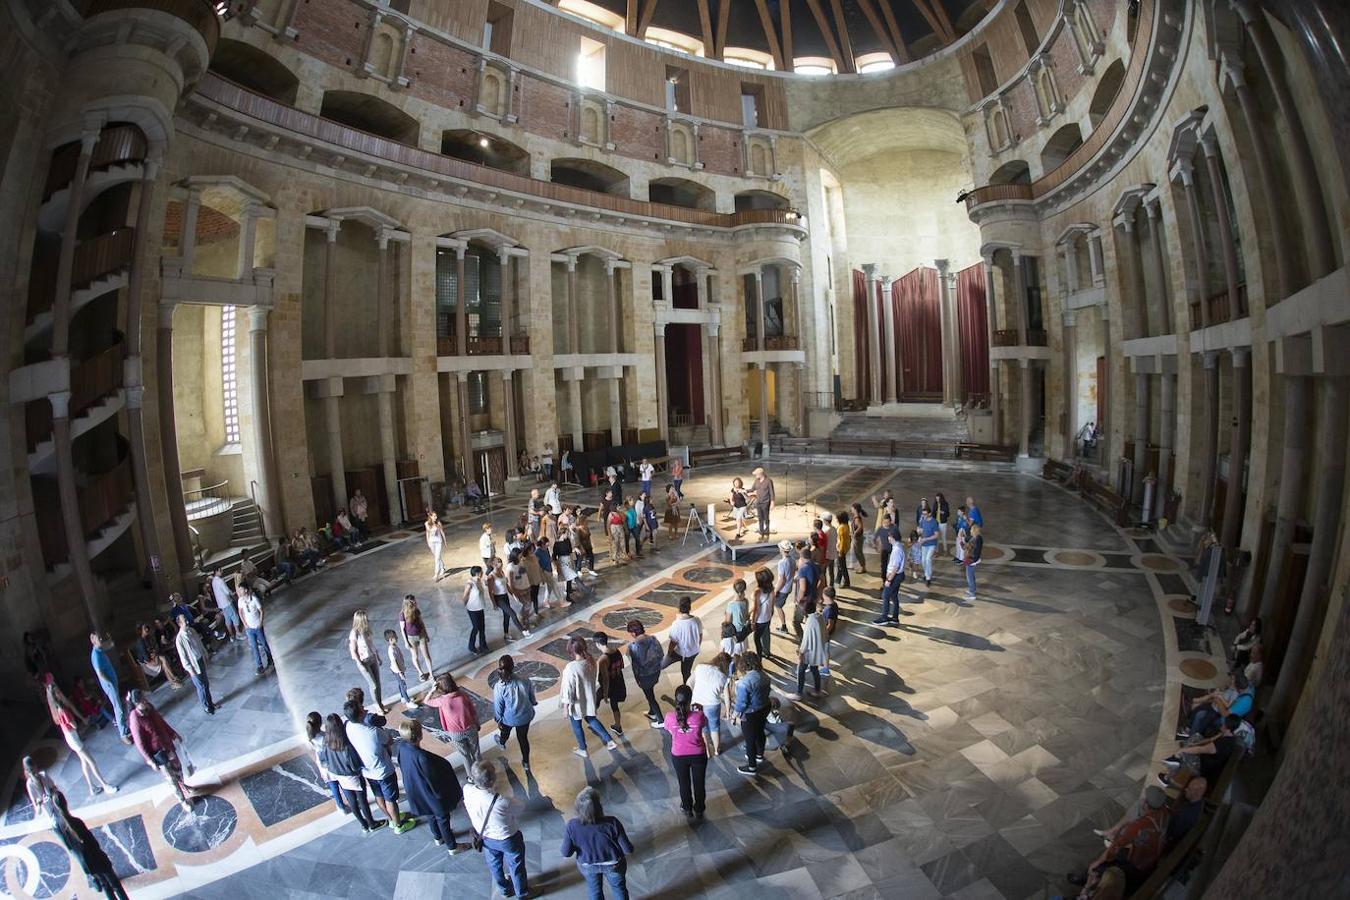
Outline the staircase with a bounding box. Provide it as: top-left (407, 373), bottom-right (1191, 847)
top-left (196, 497), bottom-right (272, 580)
top-left (830, 410), bottom-right (968, 444)
top-left (28, 389), bottom-right (126, 474)
top-left (669, 423), bottom-right (713, 450)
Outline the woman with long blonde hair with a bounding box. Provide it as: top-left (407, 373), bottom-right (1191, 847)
top-left (45, 680), bottom-right (117, 797)
top-left (399, 594), bottom-right (434, 681)
top-left (348, 609), bottom-right (387, 714)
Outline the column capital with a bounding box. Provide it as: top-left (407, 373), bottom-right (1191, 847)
top-left (707, 321), bottom-right (719, 337)
top-left (1172, 155), bottom-right (1195, 187)
top-left (158, 302), bottom-right (177, 328)
top-left (654, 321), bottom-right (667, 337)
top-left (249, 306), bottom-right (270, 332)
top-left (143, 158), bottom-right (162, 182)
top-left (1145, 199), bottom-right (1162, 220)
top-left (1200, 133), bottom-right (1220, 160)
top-left (1117, 217), bottom-right (1135, 235)
top-left (501, 368), bottom-right (514, 383)
top-left (604, 257), bottom-right (620, 276)
top-left (1063, 310), bottom-right (1077, 327)
top-left (376, 226), bottom-right (393, 250)
top-left (48, 390), bottom-right (72, 419)
top-left (78, 130), bottom-right (100, 155)
top-left (125, 384), bottom-right (145, 410)
top-left (789, 265), bottom-right (800, 286)
top-left (325, 219), bottom-right (341, 242)
top-left (860, 262), bottom-right (878, 281)
top-left (934, 258), bottom-right (950, 275)
top-left (880, 280), bottom-right (893, 299)
top-left (564, 254), bottom-right (577, 272)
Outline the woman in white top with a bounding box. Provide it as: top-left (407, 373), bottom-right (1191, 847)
top-left (463, 760), bottom-right (530, 897)
top-left (305, 711), bottom-right (349, 815)
top-left (689, 653), bottom-right (733, 755)
top-left (425, 512), bottom-right (447, 580)
top-left (348, 609), bottom-right (387, 714)
top-left (462, 566), bottom-right (490, 655)
top-left (24, 756), bottom-right (62, 820)
top-left (751, 567), bottom-right (776, 663)
top-left (668, 596), bottom-right (704, 686)
top-left (559, 636), bottom-right (618, 758)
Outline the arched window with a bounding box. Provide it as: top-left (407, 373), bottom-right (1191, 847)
top-left (649, 178), bottom-right (716, 211)
top-left (734, 190), bottom-right (789, 212)
top-left (989, 106), bottom-right (1010, 148)
top-left (990, 160), bottom-right (1031, 185)
top-left (441, 130), bottom-right (530, 175)
top-left (1041, 123), bottom-right (1084, 172)
top-left (1089, 60), bottom-right (1126, 129)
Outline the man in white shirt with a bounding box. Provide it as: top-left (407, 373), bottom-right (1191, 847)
top-left (174, 615), bottom-right (216, 714)
top-left (874, 531), bottom-right (905, 626)
top-left (210, 569), bottom-right (241, 641)
top-left (541, 443), bottom-right (554, 480)
top-left (479, 523), bottom-right (496, 569)
top-left (638, 459), bottom-right (655, 497)
top-left (236, 586), bottom-right (272, 674)
top-left (822, 512), bottom-right (839, 588)
top-left (668, 596), bottom-right (704, 686)
top-left (544, 482), bottom-right (562, 516)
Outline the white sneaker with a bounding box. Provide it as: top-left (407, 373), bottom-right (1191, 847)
top-left (605, 740), bottom-right (618, 751)
top-left (573, 748), bottom-right (589, 759)
top-left (521, 630), bottom-right (533, 638)
top-left (785, 692), bottom-right (802, 701)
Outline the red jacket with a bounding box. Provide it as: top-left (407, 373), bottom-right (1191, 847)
top-left (130, 706), bottom-right (180, 766)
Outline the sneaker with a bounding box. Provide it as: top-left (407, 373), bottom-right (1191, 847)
top-left (785, 692), bottom-right (802, 701)
top-left (433, 837), bottom-right (445, 846)
top-left (1175, 730), bottom-right (1190, 740)
top-left (964, 593), bottom-right (977, 601)
top-left (736, 764), bottom-right (758, 776)
top-left (394, 818), bottom-right (417, 835)
top-left (522, 763), bottom-right (531, 773)
top-left (573, 748), bottom-right (589, 759)
top-left (92, 785), bottom-right (103, 795)
top-left (1155, 772), bottom-right (1171, 787)
top-left (106, 784), bottom-right (119, 794)
top-left (521, 630), bottom-right (533, 638)
top-left (870, 617), bottom-right (888, 625)
top-left (605, 740), bottom-right (618, 751)
top-left (369, 819), bottom-right (389, 831)
top-left (494, 733), bottom-right (506, 749)
top-left (819, 667), bottom-right (831, 677)
top-left (255, 666), bottom-right (265, 676)
top-left (448, 844), bottom-right (470, 855)
top-left (612, 724), bottom-right (624, 735)
top-left (650, 719), bottom-right (665, 729)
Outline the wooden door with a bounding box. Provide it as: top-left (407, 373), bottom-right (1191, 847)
top-left (475, 447), bottom-right (507, 496)
top-left (344, 467), bottom-right (384, 528)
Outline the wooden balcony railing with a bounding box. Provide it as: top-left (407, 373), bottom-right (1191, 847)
top-left (965, 0), bottom-right (1157, 207)
top-left (436, 333), bottom-right (529, 357)
top-left (80, 0), bottom-right (220, 53)
top-left (36, 454), bottom-right (134, 566)
top-left (1189, 284), bottom-right (1249, 329)
top-left (196, 74), bottom-right (803, 230)
top-left (25, 338), bottom-right (127, 451)
top-left (962, 183), bottom-right (1033, 211)
top-left (742, 335), bottom-right (799, 352)
top-left (31, 227), bottom-right (139, 322)
top-left (43, 124), bottom-right (149, 201)
top-left (1027, 329), bottom-right (1047, 346)
top-left (991, 329), bottom-right (1047, 347)
top-left (508, 334), bottom-right (530, 355)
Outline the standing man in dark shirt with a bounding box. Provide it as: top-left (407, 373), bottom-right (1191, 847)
top-left (751, 467), bottom-right (775, 539)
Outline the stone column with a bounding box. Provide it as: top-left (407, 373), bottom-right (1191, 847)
top-left (1088, 236), bottom-right (1104, 286)
top-left (1267, 377), bottom-right (1346, 723)
top-left (1198, 351), bottom-right (1220, 527)
top-left (323, 220), bottom-right (340, 358)
top-left (982, 255), bottom-right (1001, 442)
top-left (51, 129), bottom-right (99, 359)
top-left (321, 377), bottom-right (347, 514)
top-left (695, 268), bottom-right (709, 309)
top-left (1154, 371), bottom-right (1175, 521)
top-left (236, 202), bottom-right (260, 277)
top-left (1132, 372), bottom-right (1150, 505)
top-left (1064, 242), bottom-right (1081, 295)
top-left (1232, 0), bottom-right (1334, 279)
top-left (1201, 136), bottom-right (1243, 322)
top-left (375, 227), bottom-right (391, 357)
top-left (50, 392), bottom-right (100, 627)
top-left (1099, 308), bottom-right (1112, 462)
top-left (566, 369), bottom-right (584, 448)
top-left (795, 361), bottom-right (807, 436)
top-left (156, 303), bottom-right (193, 576)
top-left (936, 259), bottom-right (958, 406)
top-left (456, 245), bottom-right (469, 355)
top-left (449, 371), bottom-right (472, 480)
top-left (248, 307), bottom-right (282, 539)
top-left (1018, 360), bottom-right (1032, 458)
top-left (1176, 160), bottom-right (1211, 329)
top-left (376, 378), bottom-right (401, 524)
top-left (500, 252), bottom-right (514, 344)
top-left (1225, 59), bottom-right (1295, 298)
top-left (502, 370), bottom-right (519, 478)
top-left (606, 260), bottom-right (621, 353)
top-left (862, 264), bottom-right (882, 404)
top-left (654, 322), bottom-right (669, 440)
top-left (758, 363), bottom-right (771, 456)
top-left (787, 265), bottom-right (801, 345)
top-left (1063, 311), bottom-right (1077, 457)
top-left (660, 266), bottom-right (675, 312)
top-left (608, 372), bottom-right (623, 445)
top-left (707, 319), bottom-right (725, 445)
top-left (1118, 218), bottom-right (1150, 339)
top-left (1010, 251), bottom-right (1028, 343)
top-left (1257, 374), bottom-right (1311, 622)
top-left (1144, 201), bottom-right (1172, 334)
top-left (881, 279), bottom-right (897, 403)
top-left (179, 186), bottom-right (202, 277)
top-left (753, 267), bottom-right (767, 350)
top-left (1220, 347), bottom-right (1251, 551)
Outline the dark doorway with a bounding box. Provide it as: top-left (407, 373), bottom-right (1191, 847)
top-left (664, 323), bottom-right (705, 427)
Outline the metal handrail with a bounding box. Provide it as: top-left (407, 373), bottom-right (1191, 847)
top-left (184, 478), bottom-right (231, 520)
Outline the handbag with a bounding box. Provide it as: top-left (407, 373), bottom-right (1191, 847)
top-left (470, 794), bottom-right (499, 852)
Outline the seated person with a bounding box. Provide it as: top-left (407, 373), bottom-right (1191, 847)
top-left (764, 695), bottom-right (799, 756)
top-left (1243, 644), bottom-right (1264, 689)
top-left (331, 510), bottom-right (355, 550)
top-left (1068, 785), bottom-right (1170, 895)
top-left (71, 675), bottom-right (115, 729)
top-left (465, 480), bottom-right (486, 513)
top-left (1179, 671), bottom-right (1254, 739)
top-left (1165, 776), bottom-right (1208, 848)
top-left (1162, 715), bottom-right (1241, 787)
top-left (237, 554), bottom-right (275, 597)
top-left (168, 591), bottom-right (218, 644)
top-left (272, 539), bottom-right (298, 582)
top-left (1230, 617), bottom-right (1261, 668)
top-left (130, 622), bottom-right (183, 688)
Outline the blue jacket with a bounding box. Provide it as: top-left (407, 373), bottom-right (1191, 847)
top-left (493, 674), bottom-right (537, 727)
top-left (560, 816), bottom-right (633, 865)
top-left (395, 740), bottom-right (462, 818)
top-left (734, 669), bottom-right (769, 715)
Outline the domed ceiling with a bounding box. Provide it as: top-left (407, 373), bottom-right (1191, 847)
top-left (559, 0), bottom-right (996, 72)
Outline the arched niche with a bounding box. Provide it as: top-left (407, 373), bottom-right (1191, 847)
top-left (734, 190), bottom-right (790, 212)
top-left (649, 177), bottom-right (715, 211)
top-left (319, 90), bottom-right (420, 147)
top-left (209, 39), bottom-right (300, 105)
top-left (1089, 59), bottom-right (1127, 129)
top-left (1041, 123), bottom-right (1084, 173)
top-left (990, 160), bottom-right (1032, 185)
top-left (550, 158), bottom-right (630, 196)
top-left (441, 130), bottom-right (530, 175)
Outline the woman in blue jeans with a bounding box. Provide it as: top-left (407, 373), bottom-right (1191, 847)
top-left (561, 786), bottom-right (634, 899)
top-left (464, 760), bottom-right (532, 898)
top-left (559, 637), bottom-right (619, 759)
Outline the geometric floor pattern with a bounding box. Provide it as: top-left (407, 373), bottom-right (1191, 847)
top-left (1, 464), bottom-right (1199, 898)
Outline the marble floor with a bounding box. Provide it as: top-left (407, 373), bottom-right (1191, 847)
top-left (1, 461), bottom-right (1220, 899)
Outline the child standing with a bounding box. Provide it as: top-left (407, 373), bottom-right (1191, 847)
top-left (907, 530), bottom-right (923, 583)
top-left (819, 587), bottom-right (839, 676)
top-left (384, 630), bottom-right (418, 707)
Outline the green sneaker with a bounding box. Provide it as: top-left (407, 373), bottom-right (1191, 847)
top-left (393, 817), bottom-right (417, 835)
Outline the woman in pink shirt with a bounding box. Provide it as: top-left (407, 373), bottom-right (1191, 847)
top-left (423, 673), bottom-right (480, 777)
top-left (663, 684), bottom-right (708, 823)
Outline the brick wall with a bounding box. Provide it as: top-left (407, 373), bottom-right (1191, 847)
top-left (699, 126), bottom-right (741, 177)
top-left (610, 105), bottom-right (663, 163)
top-left (520, 78), bottom-right (572, 141)
top-left (406, 33), bottom-right (478, 113)
top-left (292, 0), bottom-right (367, 72)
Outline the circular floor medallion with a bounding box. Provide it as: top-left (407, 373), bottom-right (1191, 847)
top-left (487, 659), bottom-right (560, 694)
top-left (1179, 658), bottom-right (1218, 681)
top-left (1136, 554), bottom-right (1183, 572)
top-left (602, 607), bottom-right (663, 630)
top-left (1045, 550), bottom-right (1101, 568)
top-left (162, 795), bottom-right (237, 854)
top-left (680, 565), bottom-right (735, 584)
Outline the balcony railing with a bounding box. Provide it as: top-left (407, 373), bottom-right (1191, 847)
top-left (196, 74), bottom-right (803, 230)
top-left (80, 0), bottom-right (220, 53)
top-left (25, 338), bottom-right (127, 451)
top-left (992, 329), bottom-right (1047, 347)
top-left (36, 454), bottom-right (134, 566)
top-left (436, 333), bottom-right (529, 357)
top-left (43, 125), bottom-right (149, 201)
top-left (742, 335), bottom-right (799, 352)
top-left (963, 183), bottom-right (1034, 211)
top-left (30, 227), bottom-right (138, 321)
top-left (1189, 284), bottom-right (1249, 330)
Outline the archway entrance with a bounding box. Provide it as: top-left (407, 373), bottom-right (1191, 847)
top-left (664, 266), bottom-right (705, 429)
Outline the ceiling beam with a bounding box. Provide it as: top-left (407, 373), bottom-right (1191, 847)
top-left (696, 0), bottom-right (715, 58)
top-left (877, 0), bottom-right (912, 62)
top-left (714, 0), bottom-right (731, 60)
top-left (856, 0), bottom-right (900, 64)
top-left (912, 0), bottom-right (956, 43)
top-left (829, 0), bottom-right (856, 72)
top-left (803, 0), bottom-right (845, 72)
top-left (626, 0), bottom-right (638, 36)
top-left (752, 0), bottom-right (785, 70)
top-left (636, 0), bottom-right (660, 38)
top-left (780, 0), bottom-right (793, 71)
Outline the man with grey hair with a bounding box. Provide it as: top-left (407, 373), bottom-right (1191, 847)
top-left (751, 466), bottom-right (775, 539)
top-left (464, 760), bottom-right (532, 898)
top-left (561, 786), bottom-right (634, 898)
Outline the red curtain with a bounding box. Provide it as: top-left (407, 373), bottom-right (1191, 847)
top-left (955, 262), bottom-right (990, 403)
top-left (875, 279), bottom-right (887, 396)
top-left (851, 269), bottom-right (870, 400)
top-left (892, 267), bottom-right (943, 400)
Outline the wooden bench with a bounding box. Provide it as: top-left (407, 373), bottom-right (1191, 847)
top-left (828, 438), bottom-right (887, 457)
top-left (1042, 458), bottom-right (1076, 484)
top-left (955, 442), bottom-right (1017, 462)
top-left (689, 446), bottom-right (746, 466)
top-left (1080, 476), bottom-right (1129, 526)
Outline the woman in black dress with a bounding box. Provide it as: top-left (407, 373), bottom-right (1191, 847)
top-left (50, 792), bottom-right (129, 900)
top-left (594, 633), bottom-right (628, 736)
